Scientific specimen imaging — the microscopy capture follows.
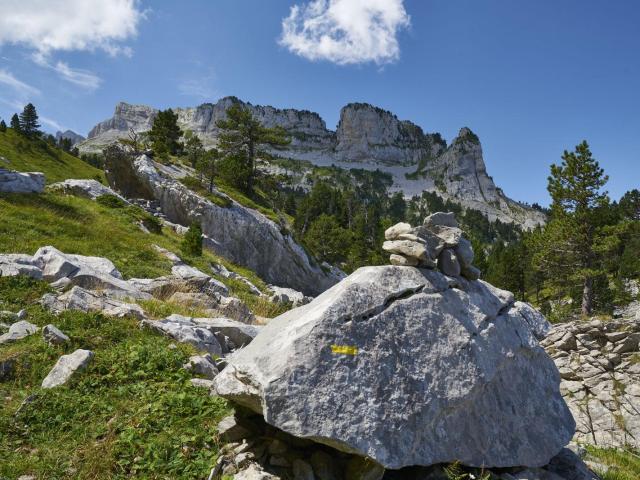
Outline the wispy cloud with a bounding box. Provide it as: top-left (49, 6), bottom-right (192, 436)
top-left (280, 0), bottom-right (410, 65)
top-left (0, 69), bottom-right (40, 97)
top-left (32, 54), bottom-right (101, 91)
top-left (40, 115), bottom-right (64, 132)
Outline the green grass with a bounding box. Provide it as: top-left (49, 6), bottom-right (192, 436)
top-left (586, 447), bottom-right (640, 480)
top-left (0, 191), bottom-right (287, 318)
top-left (0, 129), bottom-right (105, 183)
top-left (0, 276), bottom-right (230, 479)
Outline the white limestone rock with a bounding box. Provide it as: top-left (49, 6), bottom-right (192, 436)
top-left (41, 349), bottom-right (94, 388)
top-left (43, 324), bottom-right (70, 345)
top-left (0, 253), bottom-right (43, 279)
top-left (0, 168), bottom-right (45, 193)
top-left (48, 179), bottom-right (125, 200)
top-left (214, 266), bottom-right (573, 469)
top-left (384, 222), bottom-right (412, 240)
top-left (41, 286), bottom-right (145, 319)
top-left (0, 320), bottom-right (38, 344)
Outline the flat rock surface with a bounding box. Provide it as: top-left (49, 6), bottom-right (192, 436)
top-left (214, 265), bottom-right (573, 470)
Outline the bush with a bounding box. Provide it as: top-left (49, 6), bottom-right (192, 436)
top-left (96, 194), bottom-right (127, 209)
top-left (181, 221), bottom-right (203, 256)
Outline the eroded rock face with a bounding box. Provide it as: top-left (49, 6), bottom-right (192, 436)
top-left (542, 318), bottom-right (640, 448)
top-left (117, 156), bottom-right (340, 296)
top-left (0, 168), bottom-right (45, 193)
top-left (214, 266), bottom-right (574, 470)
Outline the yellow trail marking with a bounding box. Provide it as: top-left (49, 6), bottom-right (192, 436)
top-left (331, 345), bottom-right (358, 356)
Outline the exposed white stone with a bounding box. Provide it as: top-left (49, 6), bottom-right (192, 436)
top-left (41, 349), bottom-right (94, 388)
top-left (0, 320), bottom-right (38, 344)
top-left (41, 286), bottom-right (145, 319)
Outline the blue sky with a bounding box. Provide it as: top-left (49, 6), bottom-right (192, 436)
top-left (0, 0), bottom-right (638, 206)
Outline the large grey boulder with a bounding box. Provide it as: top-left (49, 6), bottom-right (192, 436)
top-left (142, 316), bottom-right (224, 356)
top-left (214, 265), bottom-right (573, 470)
top-left (41, 286), bottom-right (145, 319)
top-left (41, 349), bottom-right (94, 388)
top-left (0, 168), bottom-right (45, 193)
top-left (109, 155), bottom-right (340, 296)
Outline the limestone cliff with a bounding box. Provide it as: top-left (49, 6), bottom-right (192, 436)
top-left (80, 98), bottom-right (546, 228)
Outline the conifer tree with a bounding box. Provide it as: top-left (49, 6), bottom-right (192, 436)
top-left (0, 119), bottom-right (6, 132)
top-left (10, 113), bottom-right (21, 132)
top-left (216, 103), bottom-right (290, 192)
top-left (148, 109), bottom-right (182, 160)
top-left (19, 103), bottom-right (41, 137)
top-left (542, 141), bottom-right (610, 314)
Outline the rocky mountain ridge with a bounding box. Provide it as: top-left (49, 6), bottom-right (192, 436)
top-left (80, 98), bottom-right (546, 229)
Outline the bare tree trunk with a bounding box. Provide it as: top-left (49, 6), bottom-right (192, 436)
top-left (581, 276), bottom-right (593, 315)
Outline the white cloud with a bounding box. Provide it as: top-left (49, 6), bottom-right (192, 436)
top-left (279, 0), bottom-right (410, 65)
top-left (0, 0), bottom-right (143, 56)
top-left (0, 69), bottom-right (41, 97)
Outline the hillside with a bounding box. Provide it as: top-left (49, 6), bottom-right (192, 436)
top-left (78, 98), bottom-right (546, 229)
top-left (0, 129), bottom-right (104, 183)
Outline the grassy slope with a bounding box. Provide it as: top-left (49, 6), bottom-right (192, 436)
top-left (0, 129), bottom-right (105, 183)
top-left (0, 191), bottom-right (286, 317)
top-left (0, 276), bottom-right (229, 479)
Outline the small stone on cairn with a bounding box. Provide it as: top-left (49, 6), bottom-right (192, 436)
top-left (383, 212), bottom-right (481, 280)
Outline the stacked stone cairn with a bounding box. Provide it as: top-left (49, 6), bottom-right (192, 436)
top-left (382, 211), bottom-right (480, 280)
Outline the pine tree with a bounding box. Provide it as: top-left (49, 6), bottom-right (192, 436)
top-left (0, 119), bottom-right (6, 132)
top-left (544, 141), bottom-right (610, 314)
top-left (19, 103), bottom-right (41, 137)
top-left (148, 109), bottom-right (182, 160)
top-left (216, 103), bottom-right (290, 192)
top-left (196, 148), bottom-right (220, 193)
top-left (10, 113), bottom-right (21, 132)
top-left (184, 132), bottom-right (205, 168)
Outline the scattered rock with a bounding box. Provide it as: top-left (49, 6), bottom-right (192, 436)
top-left (183, 354), bottom-right (219, 379)
top-left (142, 317), bottom-right (223, 356)
top-left (41, 349), bottom-right (94, 388)
top-left (42, 324), bottom-right (70, 345)
top-left (0, 320), bottom-right (38, 344)
top-left (32, 246), bottom-right (145, 298)
top-left (41, 286), bottom-right (145, 319)
top-left (268, 286), bottom-right (313, 308)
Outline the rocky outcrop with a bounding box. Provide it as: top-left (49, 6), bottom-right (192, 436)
top-left (80, 98), bottom-right (545, 229)
top-left (111, 155), bottom-right (340, 296)
top-left (49, 179), bottom-right (125, 200)
top-left (0, 168), bottom-right (45, 193)
top-left (0, 254), bottom-right (43, 279)
top-left (542, 317), bottom-right (640, 448)
top-left (214, 265), bottom-right (573, 470)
